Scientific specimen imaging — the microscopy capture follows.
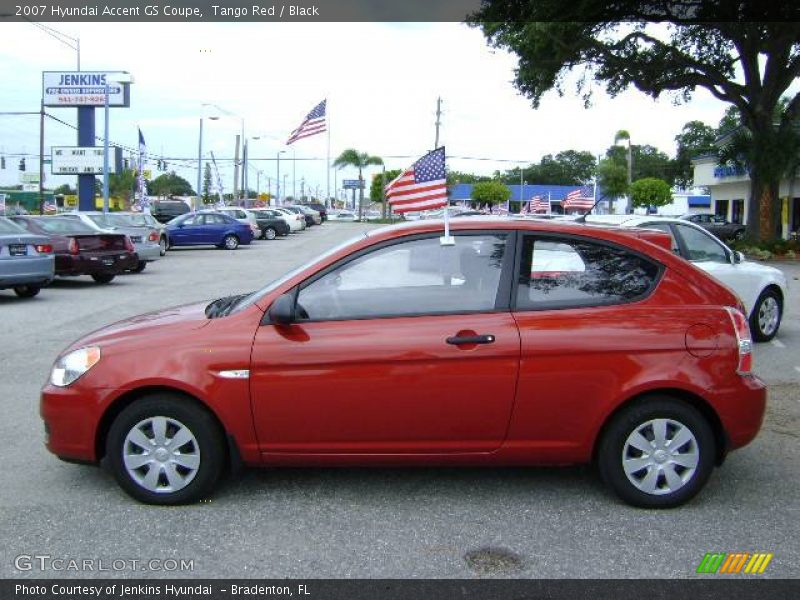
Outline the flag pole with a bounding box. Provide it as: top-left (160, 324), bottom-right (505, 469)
top-left (440, 146), bottom-right (454, 246)
top-left (326, 98), bottom-right (331, 207)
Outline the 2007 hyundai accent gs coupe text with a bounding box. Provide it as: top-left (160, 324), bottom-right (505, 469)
top-left (40, 218), bottom-right (766, 507)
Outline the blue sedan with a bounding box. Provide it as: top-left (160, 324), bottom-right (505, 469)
top-left (165, 211), bottom-right (254, 250)
top-left (0, 217), bottom-right (55, 298)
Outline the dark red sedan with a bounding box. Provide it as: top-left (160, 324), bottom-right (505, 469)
top-left (40, 219), bottom-right (766, 507)
top-left (11, 216), bottom-right (138, 284)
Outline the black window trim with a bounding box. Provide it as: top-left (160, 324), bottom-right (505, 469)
top-left (262, 230), bottom-right (518, 325)
top-left (510, 231), bottom-right (665, 313)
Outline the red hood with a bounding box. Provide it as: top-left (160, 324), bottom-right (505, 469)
top-left (63, 301), bottom-right (211, 354)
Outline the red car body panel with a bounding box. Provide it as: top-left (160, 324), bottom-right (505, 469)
top-left (40, 218), bottom-right (766, 469)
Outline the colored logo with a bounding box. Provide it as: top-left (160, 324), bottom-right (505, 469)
top-left (697, 552), bottom-right (773, 574)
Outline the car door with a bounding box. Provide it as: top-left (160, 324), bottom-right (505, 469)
top-left (170, 214), bottom-right (203, 245)
top-left (250, 232), bottom-right (521, 455)
top-left (509, 233), bottom-right (670, 462)
top-left (671, 222), bottom-right (756, 311)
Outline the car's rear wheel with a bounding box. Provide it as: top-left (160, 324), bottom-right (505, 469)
top-left (13, 285), bottom-right (40, 298)
top-left (597, 397), bottom-right (715, 508)
top-left (750, 288), bottom-right (782, 342)
top-left (263, 227), bottom-right (277, 240)
top-left (132, 261), bottom-right (147, 273)
top-left (91, 273), bottom-right (115, 284)
top-left (106, 395), bottom-right (225, 505)
top-left (222, 234), bottom-right (239, 250)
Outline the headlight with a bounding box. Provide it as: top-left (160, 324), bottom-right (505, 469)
top-left (50, 346), bottom-right (101, 387)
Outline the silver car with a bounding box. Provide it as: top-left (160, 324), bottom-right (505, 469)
top-left (60, 212), bottom-right (162, 272)
top-left (0, 217), bottom-right (54, 298)
top-left (119, 212), bottom-right (169, 256)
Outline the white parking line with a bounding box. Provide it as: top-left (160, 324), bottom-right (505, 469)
top-left (771, 339), bottom-right (786, 348)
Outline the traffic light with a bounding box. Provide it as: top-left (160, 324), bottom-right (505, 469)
top-left (19, 158), bottom-right (25, 171)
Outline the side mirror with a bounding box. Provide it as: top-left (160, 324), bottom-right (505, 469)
top-left (268, 292), bottom-right (295, 325)
top-left (733, 250), bottom-right (745, 264)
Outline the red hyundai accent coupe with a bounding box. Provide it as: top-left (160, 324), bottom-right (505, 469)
top-left (40, 219), bottom-right (766, 507)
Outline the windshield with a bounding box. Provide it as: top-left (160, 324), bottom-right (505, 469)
top-left (36, 218), bottom-right (96, 234)
top-left (229, 233), bottom-right (367, 315)
top-left (0, 217), bottom-right (27, 234)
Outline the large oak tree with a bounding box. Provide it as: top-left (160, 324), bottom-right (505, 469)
top-left (469, 2), bottom-right (800, 239)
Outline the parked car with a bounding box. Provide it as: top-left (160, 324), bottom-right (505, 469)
top-left (273, 207), bottom-right (306, 231)
top-left (41, 218), bottom-right (766, 508)
top-left (283, 205), bottom-right (318, 227)
top-left (300, 201), bottom-right (328, 221)
top-left (0, 216), bottom-right (54, 297)
top-left (681, 213), bottom-right (747, 241)
top-left (9, 216), bottom-right (137, 284)
top-left (150, 200), bottom-right (191, 224)
top-left (330, 210), bottom-right (358, 222)
top-left (165, 211), bottom-right (254, 250)
top-left (213, 207), bottom-right (262, 239)
top-left (59, 212), bottom-right (160, 273)
top-left (249, 209), bottom-right (291, 240)
top-left (123, 212), bottom-right (169, 256)
top-left (587, 215), bottom-right (788, 342)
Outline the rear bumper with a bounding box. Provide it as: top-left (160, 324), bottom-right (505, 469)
top-left (133, 243), bottom-right (161, 262)
top-left (717, 375), bottom-right (767, 451)
top-left (0, 256), bottom-right (55, 289)
top-left (56, 252), bottom-right (138, 276)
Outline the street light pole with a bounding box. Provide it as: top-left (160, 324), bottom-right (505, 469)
top-left (276, 150), bottom-right (286, 205)
top-left (102, 80), bottom-right (110, 213)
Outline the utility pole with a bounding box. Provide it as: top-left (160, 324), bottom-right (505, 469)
top-left (300, 177), bottom-right (305, 201)
top-left (38, 100), bottom-right (45, 215)
top-left (232, 135), bottom-right (240, 201)
top-left (434, 96), bottom-right (442, 149)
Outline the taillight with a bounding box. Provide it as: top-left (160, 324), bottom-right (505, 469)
top-left (725, 307), bottom-right (753, 375)
top-left (35, 244), bottom-right (53, 254)
top-left (148, 230), bottom-right (159, 242)
top-left (124, 236), bottom-right (136, 252)
top-left (68, 238), bottom-right (79, 255)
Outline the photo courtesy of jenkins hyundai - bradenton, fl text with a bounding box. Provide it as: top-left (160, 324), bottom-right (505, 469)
top-left (40, 218), bottom-right (766, 508)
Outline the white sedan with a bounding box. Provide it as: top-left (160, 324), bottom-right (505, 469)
top-left (587, 215), bottom-right (788, 342)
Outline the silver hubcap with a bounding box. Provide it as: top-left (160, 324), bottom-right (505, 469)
top-left (757, 296), bottom-right (779, 336)
top-left (622, 418), bottom-right (699, 496)
top-left (266, 229), bottom-right (276, 240)
top-left (225, 236), bottom-right (237, 249)
top-left (123, 416), bottom-right (200, 494)
top-left (159, 239), bottom-right (167, 255)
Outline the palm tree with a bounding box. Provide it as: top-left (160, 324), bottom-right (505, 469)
top-left (333, 149), bottom-right (383, 219)
top-left (614, 130), bottom-right (632, 213)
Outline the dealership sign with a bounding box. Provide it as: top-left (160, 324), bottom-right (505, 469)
top-left (51, 147), bottom-right (120, 175)
top-left (42, 71), bottom-right (131, 107)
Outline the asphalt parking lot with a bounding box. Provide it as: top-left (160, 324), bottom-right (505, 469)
top-left (1, 222), bottom-right (798, 579)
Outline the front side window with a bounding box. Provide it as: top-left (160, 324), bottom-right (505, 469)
top-left (296, 234), bottom-right (508, 321)
top-left (639, 222), bottom-right (680, 254)
top-left (516, 235), bottom-right (660, 310)
top-left (674, 224), bottom-right (729, 263)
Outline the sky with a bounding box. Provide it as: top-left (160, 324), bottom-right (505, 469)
top-left (0, 21), bottom-right (765, 199)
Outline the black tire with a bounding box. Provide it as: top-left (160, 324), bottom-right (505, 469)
top-left (263, 227), bottom-right (277, 241)
top-left (597, 397), bottom-right (716, 508)
top-left (132, 261), bottom-right (147, 273)
top-left (106, 394), bottom-right (226, 505)
top-left (749, 288), bottom-right (782, 343)
top-left (91, 273), bottom-right (115, 284)
top-left (221, 234), bottom-right (239, 250)
top-left (13, 285), bottom-right (40, 298)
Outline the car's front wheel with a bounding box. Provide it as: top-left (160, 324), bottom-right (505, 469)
top-left (159, 237), bottom-right (168, 256)
top-left (106, 394), bottom-right (225, 504)
top-left (597, 397), bottom-right (715, 508)
top-left (13, 285), bottom-right (40, 298)
top-left (263, 227), bottom-right (277, 240)
top-left (750, 288), bottom-right (782, 342)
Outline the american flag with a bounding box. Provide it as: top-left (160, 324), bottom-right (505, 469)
top-left (286, 99), bottom-right (326, 145)
top-left (561, 186), bottom-right (595, 211)
top-left (386, 147), bottom-right (447, 213)
top-left (531, 195), bottom-right (549, 212)
top-left (136, 128), bottom-right (149, 211)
